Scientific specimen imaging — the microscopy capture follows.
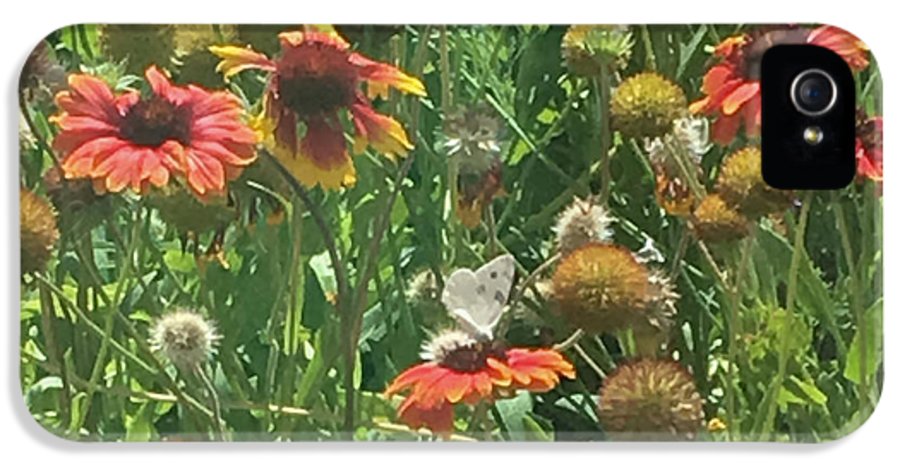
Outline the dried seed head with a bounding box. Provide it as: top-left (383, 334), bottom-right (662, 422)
top-left (550, 243), bottom-right (650, 333)
top-left (562, 25), bottom-right (634, 76)
top-left (150, 310), bottom-right (220, 369)
top-left (553, 196), bottom-right (614, 254)
top-left (691, 194), bottom-right (750, 243)
top-left (611, 72), bottom-right (687, 139)
top-left (598, 359), bottom-right (705, 440)
top-left (716, 146), bottom-right (792, 219)
top-left (20, 188), bottom-right (59, 275)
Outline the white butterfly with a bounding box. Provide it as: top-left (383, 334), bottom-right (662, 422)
top-left (440, 254), bottom-right (516, 341)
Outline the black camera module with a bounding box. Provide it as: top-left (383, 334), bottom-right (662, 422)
top-left (791, 69), bottom-right (837, 116)
top-left (761, 45), bottom-right (856, 189)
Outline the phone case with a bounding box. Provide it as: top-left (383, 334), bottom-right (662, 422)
top-left (18, 24), bottom-right (882, 442)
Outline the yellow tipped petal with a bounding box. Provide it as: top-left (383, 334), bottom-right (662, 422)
top-left (208, 45), bottom-right (274, 79)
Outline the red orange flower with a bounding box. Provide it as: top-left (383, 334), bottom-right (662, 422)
top-left (211, 29), bottom-right (426, 189)
top-left (52, 66), bottom-right (257, 196)
top-left (384, 331), bottom-right (575, 434)
top-left (856, 111), bottom-right (883, 182)
top-left (690, 26), bottom-right (869, 145)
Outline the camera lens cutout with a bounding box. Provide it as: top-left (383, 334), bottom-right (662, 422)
top-left (791, 69), bottom-right (837, 116)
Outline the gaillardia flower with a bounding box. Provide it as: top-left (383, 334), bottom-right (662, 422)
top-left (550, 242), bottom-right (651, 333)
top-left (611, 72), bottom-right (687, 140)
top-left (716, 146), bottom-right (791, 218)
top-left (52, 66), bottom-right (257, 196)
top-left (150, 309), bottom-right (220, 369)
top-left (385, 330), bottom-right (574, 434)
top-left (690, 26), bottom-right (869, 145)
top-left (598, 359), bottom-right (704, 440)
top-left (211, 30), bottom-right (426, 189)
top-left (562, 25), bottom-right (634, 76)
top-left (855, 111), bottom-right (883, 182)
top-left (553, 196), bottom-right (614, 254)
top-left (691, 193), bottom-right (750, 243)
top-left (20, 188), bottom-right (59, 275)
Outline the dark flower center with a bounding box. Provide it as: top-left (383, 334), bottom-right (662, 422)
top-left (275, 43), bottom-right (358, 118)
top-left (120, 95), bottom-right (192, 147)
top-left (740, 28), bottom-right (811, 79)
top-left (440, 341), bottom-right (507, 373)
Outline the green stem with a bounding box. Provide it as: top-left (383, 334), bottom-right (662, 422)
top-left (640, 25), bottom-right (658, 71)
top-left (69, 205), bottom-right (144, 434)
top-left (194, 365), bottom-right (226, 440)
top-left (760, 192), bottom-right (813, 438)
top-left (832, 193), bottom-right (869, 409)
top-left (594, 73), bottom-right (613, 205)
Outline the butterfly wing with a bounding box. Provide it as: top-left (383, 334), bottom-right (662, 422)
top-left (441, 254), bottom-right (516, 339)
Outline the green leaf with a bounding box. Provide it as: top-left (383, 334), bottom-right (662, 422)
top-left (790, 376), bottom-right (828, 406)
top-left (844, 299), bottom-right (883, 384)
top-left (163, 250), bottom-right (196, 274)
top-left (493, 391), bottom-right (534, 440)
top-left (125, 403), bottom-right (156, 441)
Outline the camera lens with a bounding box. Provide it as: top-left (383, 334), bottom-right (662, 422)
top-left (791, 69), bottom-right (837, 116)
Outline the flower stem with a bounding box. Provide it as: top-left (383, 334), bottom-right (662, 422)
top-left (759, 192), bottom-right (813, 438)
top-left (832, 193), bottom-right (869, 409)
top-left (594, 73), bottom-right (613, 205)
top-left (69, 204), bottom-right (143, 435)
top-left (194, 365), bottom-right (226, 440)
top-left (553, 329), bottom-right (584, 351)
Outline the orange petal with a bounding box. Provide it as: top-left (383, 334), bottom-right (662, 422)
top-left (350, 53), bottom-right (426, 97)
top-left (721, 82), bottom-right (760, 116)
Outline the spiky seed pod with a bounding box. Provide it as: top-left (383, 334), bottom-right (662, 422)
top-left (148, 185), bottom-right (236, 235)
top-left (598, 359), bottom-right (705, 440)
top-left (611, 72), bottom-right (687, 140)
top-left (98, 24), bottom-right (176, 74)
top-left (550, 243), bottom-right (650, 333)
top-left (634, 270), bottom-right (679, 356)
top-left (172, 25), bottom-right (237, 88)
top-left (43, 167), bottom-right (111, 238)
top-left (20, 188), bottom-right (59, 275)
top-left (420, 330), bottom-right (479, 362)
top-left (691, 194), bottom-right (750, 243)
top-left (562, 25), bottom-right (634, 76)
top-left (442, 105), bottom-right (505, 176)
top-left (553, 196), bottom-right (614, 254)
top-left (149, 310), bottom-right (220, 369)
top-left (716, 146), bottom-right (792, 219)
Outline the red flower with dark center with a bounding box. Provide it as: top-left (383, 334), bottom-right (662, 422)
top-left (52, 66), bottom-right (257, 196)
top-left (384, 331), bottom-right (575, 435)
top-left (211, 29), bottom-right (426, 189)
top-left (856, 111), bottom-right (883, 182)
top-left (690, 26), bottom-right (869, 145)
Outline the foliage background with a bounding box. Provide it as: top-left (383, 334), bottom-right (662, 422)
top-left (18, 23), bottom-right (882, 442)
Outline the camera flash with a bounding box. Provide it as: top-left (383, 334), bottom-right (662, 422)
top-left (803, 126), bottom-right (824, 145)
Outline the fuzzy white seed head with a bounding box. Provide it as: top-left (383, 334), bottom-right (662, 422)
top-left (420, 330), bottom-right (478, 362)
top-left (150, 310), bottom-right (220, 369)
top-left (554, 196), bottom-right (614, 254)
top-left (646, 270), bottom-right (679, 329)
